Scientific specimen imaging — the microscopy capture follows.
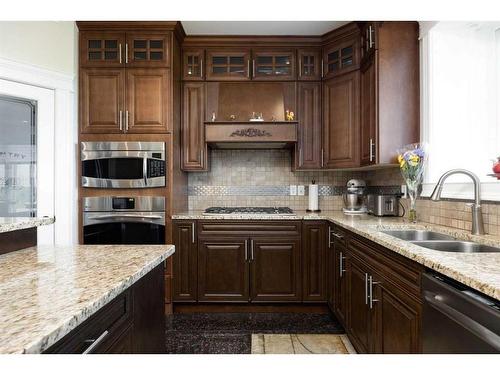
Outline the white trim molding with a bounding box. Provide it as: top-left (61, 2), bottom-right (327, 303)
top-left (0, 57), bottom-right (77, 245)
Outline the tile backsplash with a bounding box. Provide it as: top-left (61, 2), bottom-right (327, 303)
top-left (187, 149), bottom-right (500, 236)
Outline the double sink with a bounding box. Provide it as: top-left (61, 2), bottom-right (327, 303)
top-left (382, 230), bottom-right (500, 253)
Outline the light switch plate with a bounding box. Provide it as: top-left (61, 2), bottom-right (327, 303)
top-left (290, 185), bottom-right (297, 196)
top-left (297, 185), bottom-right (305, 196)
top-left (401, 184), bottom-right (408, 199)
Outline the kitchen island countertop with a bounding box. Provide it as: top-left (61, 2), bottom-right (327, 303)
top-left (0, 216), bottom-right (55, 234)
top-left (0, 243), bottom-right (174, 354)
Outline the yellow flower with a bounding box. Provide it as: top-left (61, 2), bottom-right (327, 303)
top-left (399, 159), bottom-right (406, 168)
top-left (398, 154), bottom-right (403, 164)
top-left (408, 154), bottom-right (419, 166)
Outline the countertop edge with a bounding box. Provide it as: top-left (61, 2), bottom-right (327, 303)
top-left (0, 217), bottom-right (55, 234)
top-left (21, 245), bottom-right (175, 354)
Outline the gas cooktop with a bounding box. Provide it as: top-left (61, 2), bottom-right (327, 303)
top-left (203, 207), bottom-right (295, 215)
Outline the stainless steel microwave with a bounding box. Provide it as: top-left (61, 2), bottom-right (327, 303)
top-left (81, 141), bottom-right (166, 188)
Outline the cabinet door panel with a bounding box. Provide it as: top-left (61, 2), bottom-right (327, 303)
top-left (333, 241), bottom-right (348, 326)
top-left (296, 82), bottom-right (322, 169)
top-left (302, 222), bottom-right (326, 301)
top-left (206, 49), bottom-right (250, 81)
top-left (298, 49), bottom-right (321, 81)
top-left (173, 222), bottom-right (197, 302)
top-left (126, 68), bottom-right (170, 133)
top-left (126, 33), bottom-right (170, 67)
top-left (250, 238), bottom-right (301, 302)
top-left (323, 36), bottom-right (360, 79)
top-left (323, 71), bottom-right (360, 168)
top-left (347, 256), bottom-right (371, 353)
top-left (80, 32), bottom-right (125, 67)
top-left (198, 238), bottom-right (249, 302)
top-left (360, 54), bottom-right (377, 165)
top-left (372, 282), bottom-right (420, 353)
top-left (183, 49), bottom-right (204, 80)
top-left (80, 68), bottom-right (125, 134)
top-left (182, 82), bottom-right (207, 170)
top-left (252, 50), bottom-right (296, 81)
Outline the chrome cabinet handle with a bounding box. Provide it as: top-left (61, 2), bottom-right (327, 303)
top-left (252, 59), bottom-right (255, 77)
top-left (247, 59), bottom-right (250, 78)
top-left (200, 59), bottom-right (203, 78)
top-left (369, 25), bottom-right (374, 48)
top-left (125, 110), bottom-right (129, 132)
top-left (299, 57), bottom-right (302, 77)
top-left (191, 222), bottom-right (195, 243)
top-left (332, 232), bottom-right (343, 240)
top-left (339, 252), bottom-right (346, 278)
top-left (125, 43), bottom-right (129, 64)
top-left (119, 110), bottom-right (123, 131)
top-left (328, 227), bottom-right (332, 248)
top-left (369, 138), bottom-right (375, 162)
top-left (321, 148), bottom-right (324, 167)
top-left (82, 330), bottom-right (108, 354)
top-left (369, 275), bottom-right (381, 309)
top-left (119, 43), bottom-right (122, 64)
top-left (321, 58), bottom-right (324, 77)
top-left (250, 239), bottom-right (254, 261)
top-left (245, 239), bottom-right (248, 261)
top-left (365, 273), bottom-right (369, 305)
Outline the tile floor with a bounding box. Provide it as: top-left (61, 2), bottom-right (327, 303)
top-left (251, 334), bottom-right (356, 354)
top-left (165, 312), bottom-right (345, 354)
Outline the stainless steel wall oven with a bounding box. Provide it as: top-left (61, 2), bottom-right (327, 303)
top-left (83, 196), bottom-right (165, 245)
top-left (81, 142), bottom-right (166, 188)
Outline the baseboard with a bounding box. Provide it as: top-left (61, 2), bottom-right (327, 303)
top-left (173, 303), bottom-right (330, 313)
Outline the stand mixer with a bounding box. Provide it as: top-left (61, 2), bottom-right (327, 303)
top-left (342, 179), bottom-right (367, 215)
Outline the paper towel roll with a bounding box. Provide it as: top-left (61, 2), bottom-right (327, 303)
top-left (308, 183), bottom-right (319, 211)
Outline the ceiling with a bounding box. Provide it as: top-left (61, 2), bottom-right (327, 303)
top-left (181, 21), bottom-right (349, 36)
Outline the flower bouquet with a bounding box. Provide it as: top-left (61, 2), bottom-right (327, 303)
top-left (397, 143), bottom-right (427, 223)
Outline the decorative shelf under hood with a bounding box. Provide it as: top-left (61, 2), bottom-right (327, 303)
top-left (205, 122), bottom-right (297, 149)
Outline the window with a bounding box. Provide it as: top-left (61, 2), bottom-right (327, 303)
top-left (0, 95), bottom-right (36, 217)
top-left (421, 22), bottom-right (500, 200)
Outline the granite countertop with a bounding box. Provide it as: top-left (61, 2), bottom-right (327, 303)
top-left (0, 244), bottom-right (175, 354)
top-left (173, 210), bottom-right (500, 300)
top-left (0, 216), bottom-right (55, 234)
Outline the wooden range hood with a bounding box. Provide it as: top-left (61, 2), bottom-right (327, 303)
top-left (205, 121), bottom-right (297, 149)
top-left (204, 82), bottom-right (297, 149)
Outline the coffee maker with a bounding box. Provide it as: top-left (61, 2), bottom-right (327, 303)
top-left (342, 179), bottom-right (367, 215)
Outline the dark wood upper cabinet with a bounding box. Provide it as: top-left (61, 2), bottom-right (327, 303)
top-left (360, 55), bottom-right (377, 165)
top-left (323, 71), bottom-right (360, 168)
top-left (80, 68), bottom-right (125, 134)
top-left (252, 49), bottom-right (296, 81)
top-left (183, 48), bottom-right (205, 80)
top-left (126, 33), bottom-right (170, 68)
top-left (126, 68), bottom-right (170, 133)
top-left (182, 82), bottom-right (207, 171)
top-left (206, 49), bottom-right (251, 81)
top-left (359, 22), bottom-right (420, 165)
top-left (295, 82), bottom-right (322, 169)
top-left (250, 237), bottom-right (301, 302)
top-left (297, 49), bottom-right (322, 81)
top-left (302, 222), bottom-right (326, 302)
top-left (173, 221), bottom-right (198, 302)
top-left (197, 237), bottom-right (250, 302)
top-left (80, 32), bottom-right (126, 68)
top-left (323, 35), bottom-right (360, 79)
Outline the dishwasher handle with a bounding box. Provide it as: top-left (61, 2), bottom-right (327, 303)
top-left (423, 290), bottom-right (500, 351)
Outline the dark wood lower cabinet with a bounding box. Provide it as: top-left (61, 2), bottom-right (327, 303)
top-left (198, 237), bottom-right (249, 302)
top-left (347, 255), bottom-right (372, 353)
top-left (173, 221), bottom-right (197, 302)
top-left (302, 222), bottom-right (326, 302)
top-left (250, 238), bottom-right (301, 302)
top-left (44, 264), bottom-right (165, 354)
top-left (333, 239), bottom-right (348, 326)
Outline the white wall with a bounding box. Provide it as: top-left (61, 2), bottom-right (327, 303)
top-left (0, 21), bottom-right (77, 75)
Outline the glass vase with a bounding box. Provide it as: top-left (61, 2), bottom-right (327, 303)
top-left (407, 184), bottom-right (418, 223)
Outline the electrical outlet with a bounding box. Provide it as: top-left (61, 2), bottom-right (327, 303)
top-left (297, 185), bottom-right (305, 196)
top-left (401, 185), bottom-right (408, 199)
top-left (290, 185), bottom-right (297, 196)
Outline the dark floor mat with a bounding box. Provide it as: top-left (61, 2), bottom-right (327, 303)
top-left (165, 312), bottom-right (344, 354)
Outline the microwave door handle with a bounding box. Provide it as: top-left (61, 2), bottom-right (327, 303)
top-left (143, 156), bottom-right (148, 186)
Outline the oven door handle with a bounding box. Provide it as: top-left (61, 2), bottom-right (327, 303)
top-left (84, 213), bottom-right (166, 226)
top-left (93, 214), bottom-right (163, 220)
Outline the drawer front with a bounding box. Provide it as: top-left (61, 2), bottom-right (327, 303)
top-left (44, 290), bottom-right (132, 354)
top-left (198, 221), bottom-right (302, 238)
top-left (348, 234), bottom-right (422, 299)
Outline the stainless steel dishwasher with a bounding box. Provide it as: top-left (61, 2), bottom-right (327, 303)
top-left (422, 272), bottom-right (500, 353)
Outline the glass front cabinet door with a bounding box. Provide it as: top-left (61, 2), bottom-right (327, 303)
top-left (183, 49), bottom-right (204, 80)
top-left (298, 49), bottom-right (322, 81)
top-left (126, 33), bottom-right (170, 67)
top-left (323, 37), bottom-right (360, 79)
top-left (252, 50), bottom-right (296, 80)
top-left (80, 32), bottom-right (126, 67)
top-left (206, 49), bottom-right (251, 81)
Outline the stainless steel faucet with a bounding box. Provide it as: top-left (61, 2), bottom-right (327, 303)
top-left (430, 169), bottom-right (485, 235)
